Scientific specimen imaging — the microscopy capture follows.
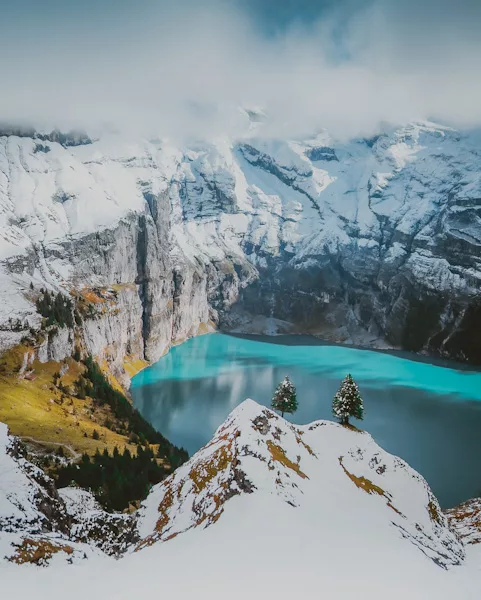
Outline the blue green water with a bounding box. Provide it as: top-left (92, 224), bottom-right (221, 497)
top-left (131, 333), bottom-right (481, 508)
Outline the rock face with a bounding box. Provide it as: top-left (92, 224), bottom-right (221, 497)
top-left (446, 498), bottom-right (481, 546)
top-left (0, 121), bottom-right (480, 371)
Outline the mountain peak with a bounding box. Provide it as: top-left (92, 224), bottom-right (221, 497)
top-left (1, 402), bottom-right (480, 598)
top-left (137, 399), bottom-right (464, 569)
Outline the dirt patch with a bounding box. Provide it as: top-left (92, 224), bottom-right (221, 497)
top-left (342, 423), bottom-right (363, 433)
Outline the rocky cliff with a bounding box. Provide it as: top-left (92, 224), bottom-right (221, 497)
top-left (1, 121), bottom-right (480, 378)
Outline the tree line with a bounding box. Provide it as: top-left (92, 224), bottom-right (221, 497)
top-left (78, 355), bottom-right (188, 468)
top-left (35, 288), bottom-right (75, 328)
top-left (56, 445), bottom-right (166, 511)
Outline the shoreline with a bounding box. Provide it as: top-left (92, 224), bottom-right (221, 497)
top-left (223, 331), bottom-right (481, 373)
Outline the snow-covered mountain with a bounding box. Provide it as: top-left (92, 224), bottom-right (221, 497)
top-left (1, 121), bottom-right (481, 380)
top-left (1, 400), bottom-right (480, 598)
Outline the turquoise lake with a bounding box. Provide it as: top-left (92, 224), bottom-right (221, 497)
top-left (131, 333), bottom-right (481, 508)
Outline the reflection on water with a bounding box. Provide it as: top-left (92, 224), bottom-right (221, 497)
top-left (131, 333), bottom-right (481, 508)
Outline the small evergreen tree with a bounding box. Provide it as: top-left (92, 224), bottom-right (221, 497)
top-left (76, 376), bottom-right (87, 399)
top-left (332, 374), bottom-right (364, 425)
top-left (271, 375), bottom-right (298, 418)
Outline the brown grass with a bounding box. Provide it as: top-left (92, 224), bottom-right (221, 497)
top-left (0, 344), bottom-right (137, 456)
top-left (80, 289), bottom-right (107, 304)
top-left (295, 430), bottom-right (315, 456)
top-left (339, 457), bottom-right (402, 516)
top-left (189, 444), bottom-right (233, 493)
top-left (267, 440), bottom-right (308, 479)
top-left (123, 356), bottom-right (149, 379)
top-left (155, 483), bottom-right (175, 534)
top-left (135, 482), bottom-right (176, 551)
top-left (428, 499), bottom-right (442, 524)
top-left (10, 538), bottom-right (74, 566)
top-left (197, 321), bottom-right (215, 335)
top-left (137, 437), bottom-right (238, 550)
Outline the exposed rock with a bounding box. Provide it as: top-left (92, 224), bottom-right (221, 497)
top-left (445, 498), bottom-right (481, 546)
top-left (0, 121), bottom-right (480, 372)
top-left (1, 400), bottom-right (479, 584)
top-left (59, 488), bottom-right (139, 557)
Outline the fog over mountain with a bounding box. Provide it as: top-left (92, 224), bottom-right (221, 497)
top-left (0, 0), bottom-right (480, 140)
top-left (1, 2), bottom-right (481, 595)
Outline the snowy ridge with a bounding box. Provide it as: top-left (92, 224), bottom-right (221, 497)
top-left (137, 399), bottom-right (464, 569)
top-left (1, 402), bottom-right (481, 598)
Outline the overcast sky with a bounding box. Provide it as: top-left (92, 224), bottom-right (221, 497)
top-left (0, 0), bottom-right (480, 140)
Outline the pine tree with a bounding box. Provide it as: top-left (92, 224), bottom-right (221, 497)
top-left (271, 375), bottom-right (298, 418)
top-left (76, 376), bottom-right (86, 399)
top-left (332, 374), bottom-right (364, 426)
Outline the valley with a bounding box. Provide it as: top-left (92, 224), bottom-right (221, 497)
top-left (0, 121), bottom-right (481, 595)
top-left (2, 0), bottom-right (481, 596)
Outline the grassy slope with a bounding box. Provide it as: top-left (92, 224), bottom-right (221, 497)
top-left (0, 344), bottom-right (139, 457)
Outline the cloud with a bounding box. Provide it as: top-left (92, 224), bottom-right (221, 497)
top-left (0, 0), bottom-right (480, 140)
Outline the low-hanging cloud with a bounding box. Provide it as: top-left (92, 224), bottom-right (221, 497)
top-left (0, 0), bottom-right (480, 141)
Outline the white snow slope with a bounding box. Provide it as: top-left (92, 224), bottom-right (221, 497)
top-left (1, 400), bottom-right (480, 599)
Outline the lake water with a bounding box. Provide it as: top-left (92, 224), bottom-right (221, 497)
top-left (131, 333), bottom-right (481, 508)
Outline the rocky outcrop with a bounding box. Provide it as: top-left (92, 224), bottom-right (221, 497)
top-left (59, 488), bottom-right (139, 557)
top-left (445, 498), bottom-right (481, 546)
top-left (0, 121), bottom-right (480, 371)
top-left (37, 327), bottom-right (74, 363)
